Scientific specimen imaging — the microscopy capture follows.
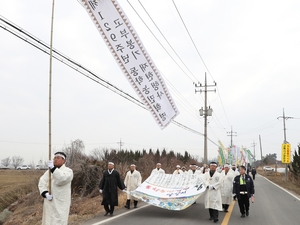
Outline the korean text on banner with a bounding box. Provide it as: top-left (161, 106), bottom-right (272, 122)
top-left (81, 0), bottom-right (179, 129)
top-left (128, 173), bottom-right (206, 210)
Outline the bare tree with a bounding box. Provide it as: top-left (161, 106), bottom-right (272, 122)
top-left (11, 156), bottom-right (24, 169)
top-left (1, 157), bottom-right (11, 167)
top-left (62, 139), bottom-right (86, 167)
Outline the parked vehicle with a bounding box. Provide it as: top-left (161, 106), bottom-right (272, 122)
top-left (35, 164), bottom-right (47, 170)
top-left (263, 166), bottom-right (274, 171)
top-left (17, 165), bottom-right (31, 170)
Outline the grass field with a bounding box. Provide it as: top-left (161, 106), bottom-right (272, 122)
top-left (0, 169), bottom-right (127, 225)
top-left (0, 170), bottom-right (43, 212)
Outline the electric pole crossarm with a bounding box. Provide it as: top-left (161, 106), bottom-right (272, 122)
top-left (194, 73), bottom-right (217, 164)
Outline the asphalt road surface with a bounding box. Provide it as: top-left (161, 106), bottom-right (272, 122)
top-left (83, 174), bottom-right (300, 225)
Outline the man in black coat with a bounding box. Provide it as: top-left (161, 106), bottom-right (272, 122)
top-left (99, 162), bottom-right (126, 216)
top-left (233, 165), bottom-right (255, 218)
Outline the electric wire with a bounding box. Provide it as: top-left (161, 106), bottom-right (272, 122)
top-left (136, 0), bottom-right (199, 82)
top-left (0, 15), bottom-right (220, 147)
top-left (171, 0), bottom-right (231, 127)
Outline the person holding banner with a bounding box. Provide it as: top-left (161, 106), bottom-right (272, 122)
top-left (233, 165), bottom-right (255, 218)
top-left (188, 164), bottom-right (201, 174)
top-left (99, 162), bottom-right (126, 216)
top-left (173, 165), bottom-right (183, 174)
top-left (38, 152), bottom-right (73, 225)
top-left (124, 164), bottom-right (142, 209)
top-left (220, 164), bottom-right (235, 212)
top-left (203, 162), bottom-right (223, 223)
top-left (150, 163), bottom-right (165, 176)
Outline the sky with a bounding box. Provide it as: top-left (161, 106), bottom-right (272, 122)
top-left (0, 0), bottom-right (300, 165)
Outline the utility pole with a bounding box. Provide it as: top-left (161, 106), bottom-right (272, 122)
top-left (277, 108), bottom-right (293, 182)
top-left (227, 126), bottom-right (237, 147)
top-left (194, 73), bottom-right (216, 164)
top-left (251, 141), bottom-right (256, 161)
top-left (259, 135), bottom-right (263, 167)
top-left (117, 138), bottom-right (124, 151)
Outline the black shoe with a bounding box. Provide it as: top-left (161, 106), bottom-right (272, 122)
top-left (104, 211), bottom-right (109, 216)
top-left (134, 205), bottom-right (137, 208)
top-left (241, 214), bottom-right (245, 218)
top-left (214, 219), bottom-right (219, 223)
top-left (110, 213), bottom-right (114, 216)
top-left (246, 211), bottom-right (249, 216)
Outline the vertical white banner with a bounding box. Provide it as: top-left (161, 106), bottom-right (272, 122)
top-left (81, 0), bottom-right (179, 129)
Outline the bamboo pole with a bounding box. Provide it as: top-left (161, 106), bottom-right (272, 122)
top-left (48, 0), bottom-right (55, 194)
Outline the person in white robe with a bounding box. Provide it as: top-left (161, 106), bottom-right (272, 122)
top-left (188, 164), bottom-right (201, 175)
top-left (220, 164), bottom-right (235, 212)
top-left (150, 163), bottom-right (165, 176)
top-left (124, 164), bottom-right (142, 209)
top-left (173, 165), bottom-right (183, 174)
top-left (203, 161), bottom-right (223, 223)
top-left (38, 152), bottom-right (73, 225)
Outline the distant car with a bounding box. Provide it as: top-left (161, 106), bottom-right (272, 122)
top-left (263, 166), bottom-right (274, 171)
top-left (35, 164), bottom-right (47, 170)
top-left (0, 166), bottom-right (9, 170)
top-left (17, 165), bottom-right (31, 170)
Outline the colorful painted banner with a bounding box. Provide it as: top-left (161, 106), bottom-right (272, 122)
top-left (81, 0), bottom-right (179, 129)
top-left (128, 173), bottom-right (206, 210)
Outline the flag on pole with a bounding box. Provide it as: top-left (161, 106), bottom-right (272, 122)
top-left (81, 0), bottom-right (179, 129)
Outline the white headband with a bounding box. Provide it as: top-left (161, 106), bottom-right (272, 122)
top-left (210, 163), bottom-right (217, 166)
top-left (108, 162), bottom-right (114, 165)
top-left (55, 153), bottom-right (66, 159)
top-left (130, 164), bottom-right (136, 167)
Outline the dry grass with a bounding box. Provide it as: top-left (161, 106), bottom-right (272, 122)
top-left (0, 169), bottom-right (127, 225)
top-left (0, 170), bottom-right (43, 212)
top-left (258, 168), bottom-right (300, 196)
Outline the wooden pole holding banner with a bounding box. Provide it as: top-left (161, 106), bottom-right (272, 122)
top-left (48, 0), bottom-right (55, 194)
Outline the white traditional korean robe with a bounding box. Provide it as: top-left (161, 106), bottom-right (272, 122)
top-left (203, 171), bottom-right (223, 211)
top-left (150, 168), bottom-right (165, 176)
top-left (124, 169), bottom-right (142, 199)
top-left (173, 169), bottom-right (183, 174)
top-left (38, 164), bottom-right (73, 225)
top-left (220, 170), bottom-right (235, 205)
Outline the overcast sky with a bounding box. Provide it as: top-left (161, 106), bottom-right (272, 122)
top-left (0, 0), bottom-right (299, 165)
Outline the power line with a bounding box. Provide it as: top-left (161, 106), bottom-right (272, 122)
top-left (0, 15), bottom-right (220, 148)
top-left (171, 0), bottom-right (231, 128)
top-left (126, 0), bottom-right (196, 83)
top-left (136, 0), bottom-right (199, 82)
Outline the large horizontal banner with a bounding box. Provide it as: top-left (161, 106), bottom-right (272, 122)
top-left (128, 173), bottom-right (206, 210)
top-left (81, 0), bottom-right (179, 129)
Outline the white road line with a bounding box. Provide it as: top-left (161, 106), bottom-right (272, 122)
top-left (89, 204), bottom-right (150, 225)
top-left (260, 175), bottom-right (300, 201)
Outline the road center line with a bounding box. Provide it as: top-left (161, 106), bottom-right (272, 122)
top-left (221, 200), bottom-right (236, 225)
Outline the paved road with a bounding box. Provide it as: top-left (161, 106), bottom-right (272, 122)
top-left (83, 174), bottom-right (300, 225)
